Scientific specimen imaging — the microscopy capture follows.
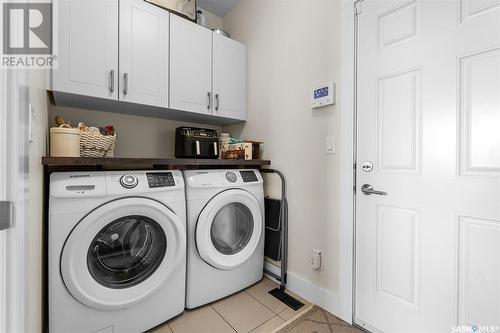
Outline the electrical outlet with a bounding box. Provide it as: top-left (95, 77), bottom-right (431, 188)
top-left (311, 249), bottom-right (322, 271)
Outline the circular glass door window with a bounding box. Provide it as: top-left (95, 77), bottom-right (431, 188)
top-left (210, 203), bottom-right (254, 255)
top-left (87, 215), bottom-right (167, 289)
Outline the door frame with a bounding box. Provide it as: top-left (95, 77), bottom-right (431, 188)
top-left (338, 0), bottom-right (360, 325)
top-left (0, 67), bottom-right (30, 333)
top-left (0, 64), bottom-right (7, 333)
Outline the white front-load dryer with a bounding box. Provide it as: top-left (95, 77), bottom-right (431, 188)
top-left (184, 169), bottom-right (265, 309)
top-left (49, 171), bottom-right (186, 333)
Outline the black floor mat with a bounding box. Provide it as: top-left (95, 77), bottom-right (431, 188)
top-left (268, 288), bottom-right (305, 311)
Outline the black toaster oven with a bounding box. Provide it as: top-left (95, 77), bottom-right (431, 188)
top-left (175, 127), bottom-right (219, 159)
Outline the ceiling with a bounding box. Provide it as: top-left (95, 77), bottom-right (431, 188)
top-left (197, 0), bottom-right (241, 17)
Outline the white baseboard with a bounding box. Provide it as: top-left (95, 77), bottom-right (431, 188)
top-left (264, 262), bottom-right (344, 322)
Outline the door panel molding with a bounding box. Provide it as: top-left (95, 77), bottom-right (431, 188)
top-left (376, 205), bottom-right (419, 308)
top-left (377, 68), bottom-right (422, 174)
top-left (458, 46), bottom-right (500, 178)
top-left (459, 0), bottom-right (500, 23)
top-left (458, 216), bottom-right (500, 325)
top-left (378, 0), bottom-right (420, 50)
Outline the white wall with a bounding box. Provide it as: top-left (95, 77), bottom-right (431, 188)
top-left (202, 8), bottom-right (224, 30)
top-left (222, 0), bottom-right (342, 301)
top-left (49, 106), bottom-right (221, 158)
top-left (28, 70), bottom-right (50, 333)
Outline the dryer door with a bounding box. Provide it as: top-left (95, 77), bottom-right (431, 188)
top-left (61, 197), bottom-right (185, 311)
top-left (196, 189), bottom-right (262, 270)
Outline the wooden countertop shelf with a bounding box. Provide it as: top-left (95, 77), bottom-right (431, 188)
top-left (42, 157), bottom-right (271, 172)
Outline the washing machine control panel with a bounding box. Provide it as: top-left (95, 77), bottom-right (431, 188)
top-left (120, 174), bottom-right (138, 189)
top-left (240, 171), bottom-right (258, 182)
top-left (147, 172), bottom-right (176, 188)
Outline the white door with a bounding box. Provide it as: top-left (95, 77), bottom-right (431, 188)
top-left (170, 14), bottom-right (213, 115)
top-left (53, 0), bottom-right (119, 100)
top-left (355, 1), bottom-right (500, 332)
top-left (196, 189), bottom-right (262, 270)
top-left (119, 0), bottom-right (169, 107)
top-left (213, 34), bottom-right (247, 120)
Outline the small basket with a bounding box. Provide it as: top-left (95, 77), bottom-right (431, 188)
top-left (50, 125), bottom-right (81, 157)
top-left (221, 142), bottom-right (253, 160)
top-left (221, 149), bottom-right (245, 160)
top-left (80, 131), bottom-right (117, 158)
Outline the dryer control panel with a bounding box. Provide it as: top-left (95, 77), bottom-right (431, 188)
top-left (147, 172), bottom-right (176, 188)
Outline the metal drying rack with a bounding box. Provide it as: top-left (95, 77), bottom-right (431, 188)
top-left (259, 168), bottom-right (303, 310)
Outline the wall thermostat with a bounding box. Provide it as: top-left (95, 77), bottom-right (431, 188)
top-left (311, 82), bottom-right (335, 109)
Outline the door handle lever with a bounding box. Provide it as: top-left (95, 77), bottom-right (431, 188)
top-left (361, 184), bottom-right (387, 196)
top-left (0, 201), bottom-right (13, 231)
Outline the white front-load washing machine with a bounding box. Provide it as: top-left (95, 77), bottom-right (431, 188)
top-left (184, 169), bottom-right (265, 309)
top-left (49, 171), bottom-right (186, 333)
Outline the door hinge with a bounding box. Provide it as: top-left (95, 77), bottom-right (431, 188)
top-left (0, 201), bottom-right (13, 231)
top-left (354, 0), bottom-right (363, 15)
top-left (353, 162), bottom-right (357, 194)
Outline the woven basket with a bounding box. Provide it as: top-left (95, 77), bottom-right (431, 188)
top-left (80, 131), bottom-right (117, 158)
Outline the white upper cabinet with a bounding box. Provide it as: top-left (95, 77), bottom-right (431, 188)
top-left (119, 0), bottom-right (169, 108)
top-left (212, 33), bottom-right (246, 120)
top-left (52, 2), bottom-right (247, 124)
top-left (53, 0), bottom-right (118, 100)
top-left (170, 14), bottom-right (213, 115)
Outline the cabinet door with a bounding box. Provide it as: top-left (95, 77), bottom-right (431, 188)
top-left (170, 14), bottom-right (213, 115)
top-left (213, 34), bottom-right (246, 120)
top-left (119, 0), bottom-right (169, 107)
top-left (53, 0), bottom-right (118, 100)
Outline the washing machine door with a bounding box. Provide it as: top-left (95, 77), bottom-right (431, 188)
top-left (60, 197), bottom-right (185, 311)
top-left (196, 189), bottom-right (262, 270)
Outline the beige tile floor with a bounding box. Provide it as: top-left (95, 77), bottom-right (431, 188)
top-left (152, 277), bottom-right (312, 333)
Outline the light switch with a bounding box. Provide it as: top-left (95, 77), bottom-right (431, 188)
top-left (325, 136), bottom-right (335, 154)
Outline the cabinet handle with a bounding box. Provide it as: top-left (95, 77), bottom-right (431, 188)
top-left (123, 73), bottom-right (129, 95)
top-left (207, 92), bottom-right (212, 110)
top-left (215, 94), bottom-right (220, 112)
top-left (195, 141), bottom-right (201, 155)
top-left (109, 70), bottom-right (115, 93)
